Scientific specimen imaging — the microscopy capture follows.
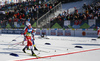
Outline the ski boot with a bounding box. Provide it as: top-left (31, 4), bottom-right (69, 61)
top-left (22, 48), bottom-right (26, 53)
top-left (31, 50), bottom-right (36, 56)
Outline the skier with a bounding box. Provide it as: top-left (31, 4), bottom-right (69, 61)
top-left (22, 23), bottom-right (38, 50)
top-left (97, 28), bottom-right (100, 38)
top-left (22, 23), bottom-right (36, 56)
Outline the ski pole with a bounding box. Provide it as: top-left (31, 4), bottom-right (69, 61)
top-left (12, 35), bottom-right (23, 41)
top-left (8, 41), bottom-right (22, 48)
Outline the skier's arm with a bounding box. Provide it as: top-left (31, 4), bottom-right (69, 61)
top-left (24, 28), bottom-right (28, 36)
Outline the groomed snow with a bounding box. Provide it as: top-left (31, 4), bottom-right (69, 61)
top-left (0, 34), bottom-right (100, 61)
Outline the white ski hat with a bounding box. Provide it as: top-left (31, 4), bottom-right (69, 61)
top-left (27, 23), bottom-right (31, 26)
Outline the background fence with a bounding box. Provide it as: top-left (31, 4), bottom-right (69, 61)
top-left (0, 28), bottom-right (98, 37)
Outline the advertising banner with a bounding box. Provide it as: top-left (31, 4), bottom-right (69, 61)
top-left (57, 29), bottom-right (63, 36)
top-left (14, 30), bottom-right (23, 34)
top-left (1, 30), bottom-right (8, 34)
top-left (75, 30), bottom-right (97, 37)
top-left (85, 31), bottom-right (97, 37)
top-left (41, 29), bottom-right (47, 35)
top-left (1, 29), bottom-right (23, 34)
top-left (50, 29), bottom-right (56, 35)
top-left (65, 30), bottom-right (71, 36)
top-left (1, 29), bottom-right (97, 37)
top-left (36, 29), bottom-right (40, 35)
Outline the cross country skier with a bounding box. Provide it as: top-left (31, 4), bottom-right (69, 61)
top-left (22, 23), bottom-right (38, 50)
top-left (97, 28), bottom-right (100, 38)
top-left (22, 23), bottom-right (36, 56)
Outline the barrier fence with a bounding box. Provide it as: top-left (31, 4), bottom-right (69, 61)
top-left (0, 29), bottom-right (98, 37)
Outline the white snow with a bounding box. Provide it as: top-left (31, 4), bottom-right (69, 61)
top-left (0, 34), bottom-right (100, 61)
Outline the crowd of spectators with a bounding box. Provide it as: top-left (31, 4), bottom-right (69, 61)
top-left (0, 0), bottom-right (59, 28)
top-left (50, 1), bottom-right (100, 28)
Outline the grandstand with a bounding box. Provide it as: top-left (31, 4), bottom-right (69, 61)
top-left (0, 0), bottom-right (60, 28)
top-left (0, 0), bottom-right (100, 36)
top-left (49, 0), bottom-right (100, 29)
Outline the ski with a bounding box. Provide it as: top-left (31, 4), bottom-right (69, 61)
top-left (26, 53), bottom-right (41, 58)
top-left (26, 49), bottom-right (50, 53)
top-left (37, 50), bottom-right (50, 53)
